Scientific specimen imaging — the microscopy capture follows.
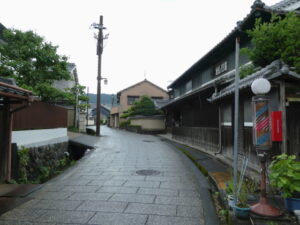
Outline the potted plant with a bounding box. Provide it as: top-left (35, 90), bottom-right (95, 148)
top-left (225, 179), bottom-right (235, 209)
top-left (269, 154), bottom-right (300, 212)
top-left (233, 183), bottom-right (251, 219)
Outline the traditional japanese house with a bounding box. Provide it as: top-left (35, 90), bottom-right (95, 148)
top-left (162, 0), bottom-right (300, 173)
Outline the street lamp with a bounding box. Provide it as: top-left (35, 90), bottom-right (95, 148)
top-left (250, 78), bottom-right (282, 217)
top-left (91, 15), bottom-right (108, 136)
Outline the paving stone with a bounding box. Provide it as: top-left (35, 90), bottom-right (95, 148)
top-left (155, 196), bottom-right (201, 207)
top-left (62, 185), bottom-right (100, 192)
top-left (56, 179), bottom-right (92, 186)
top-left (32, 191), bottom-right (73, 200)
top-left (125, 203), bottom-right (176, 216)
top-left (177, 205), bottom-right (203, 218)
top-left (21, 199), bottom-right (83, 210)
top-left (0, 208), bottom-right (47, 221)
top-left (178, 190), bottom-right (201, 198)
top-left (36, 210), bottom-right (95, 224)
top-left (87, 180), bottom-right (107, 186)
top-left (77, 200), bottom-right (127, 213)
top-left (124, 181), bottom-right (160, 188)
top-left (79, 175), bottom-right (113, 180)
top-left (146, 215), bottom-right (202, 225)
top-left (109, 193), bottom-right (155, 203)
top-left (88, 212), bottom-right (148, 225)
top-left (40, 184), bottom-right (65, 192)
top-left (138, 188), bottom-right (178, 196)
top-left (145, 176), bottom-right (182, 182)
top-left (160, 181), bottom-right (198, 190)
top-left (68, 192), bottom-right (113, 201)
top-left (102, 180), bottom-right (126, 186)
top-left (112, 175), bottom-right (146, 181)
top-left (97, 186), bottom-right (138, 194)
top-left (0, 221), bottom-right (54, 225)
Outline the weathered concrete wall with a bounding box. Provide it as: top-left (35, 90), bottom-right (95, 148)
top-left (130, 115), bottom-right (165, 131)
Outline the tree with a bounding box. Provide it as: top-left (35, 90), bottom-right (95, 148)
top-left (66, 84), bottom-right (90, 112)
top-left (0, 29), bottom-right (71, 100)
top-left (121, 96), bottom-right (162, 118)
top-left (241, 12), bottom-right (300, 73)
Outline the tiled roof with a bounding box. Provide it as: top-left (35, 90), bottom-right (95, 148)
top-left (117, 79), bottom-right (167, 96)
top-left (208, 60), bottom-right (300, 102)
top-left (270, 0), bottom-right (300, 11)
top-left (167, 0), bottom-right (295, 89)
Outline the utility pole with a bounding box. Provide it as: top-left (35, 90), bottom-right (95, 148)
top-left (95, 16), bottom-right (104, 136)
top-left (91, 15), bottom-right (108, 136)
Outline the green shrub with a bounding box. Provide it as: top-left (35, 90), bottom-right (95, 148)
top-left (269, 154), bottom-right (300, 198)
top-left (239, 64), bottom-right (256, 78)
top-left (119, 120), bottom-right (130, 128)
top-left (241, 12), bottom-right (300, 73)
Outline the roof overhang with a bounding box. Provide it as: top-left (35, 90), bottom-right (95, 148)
top-left (0, 81), bottom-right (33, 102)
top-left (208, 60), bottom-right (300, 102)
top-left (168, 3), bottom-right (291, 89)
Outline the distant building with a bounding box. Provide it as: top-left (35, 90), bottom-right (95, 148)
top-left (110, 79), bottom-right (169, 128)
top-left (52, 63), bottom-right (80, 128)
top-left (53, 63), bottom-right (79, 91)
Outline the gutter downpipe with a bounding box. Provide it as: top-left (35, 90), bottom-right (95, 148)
top-left (233, 37), bottom-right (240, 206)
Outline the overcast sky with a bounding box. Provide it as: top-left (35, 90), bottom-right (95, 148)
top-left (0, 0), bottom-right (279, 94)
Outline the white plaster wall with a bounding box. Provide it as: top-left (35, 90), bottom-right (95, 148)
top-left (131, 118), bottom-right (165, 130)
top-left (12, 128), bottom-right (68, 148)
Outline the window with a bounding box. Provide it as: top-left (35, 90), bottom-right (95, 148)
top-left (127, 96), bottom-right (139, 105)
top-left (186, 80), bottom-right (192, 93)
top-left (215, 60), bottom-right (227, 76)
top-left (151, 96), bottom-right (163, 100)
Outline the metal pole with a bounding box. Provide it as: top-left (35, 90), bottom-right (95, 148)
top-left (86, 87), bottom-right (89, 126)
top-left (96, 15), bottom-right (103, 136)
top-left (233, 37), bottom-right (240, 205)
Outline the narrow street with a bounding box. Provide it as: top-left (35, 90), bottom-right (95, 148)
top-left (0, 127), bottom-right (213, 225)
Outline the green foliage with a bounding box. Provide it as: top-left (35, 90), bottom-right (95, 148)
top-left (122, 96), bottom-right (163, 118)
top-left (17, 147), bottom-right (30, 184)
top-left (0, 29), bottom-right (71, 100)
top-left (269, 154), bottom-right (300, 198)
top-left (119, 120), bottom-right (131, 128)
top-left (239, 64), bottom-right (256, 78)
top-left (236, 183), bottom-right (249, 208)
top-left (241, 12), bottom-right (300, 73)
top-left (16, 147), bottom-right (76, 184)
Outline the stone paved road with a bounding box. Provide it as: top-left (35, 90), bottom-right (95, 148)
top-left (0, 127), bottom-right (205, 225)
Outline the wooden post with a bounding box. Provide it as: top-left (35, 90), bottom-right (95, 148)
top-left (279, 81), bottom-right (287, 154)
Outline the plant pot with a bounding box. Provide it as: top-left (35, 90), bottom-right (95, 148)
top-left (233, 205), bottom-right (250, 219)
top-left (227, 195), bottom-right (235, 209)
top-left (284, 197), bottom-right (300, 212)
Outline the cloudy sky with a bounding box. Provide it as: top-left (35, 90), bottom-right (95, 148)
top-left (0, 0), bottom-right (279, 94)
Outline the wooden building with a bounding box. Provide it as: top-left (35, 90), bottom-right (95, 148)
top-left (162, 1), bottom-right (300, 173)
top-left (0, 78), bottom-right (33, 182)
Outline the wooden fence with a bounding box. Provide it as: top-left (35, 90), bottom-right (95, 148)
top-left (172, 126), bottom-right (219, 153)
top-left (12, 102), bottom-right (68, 130)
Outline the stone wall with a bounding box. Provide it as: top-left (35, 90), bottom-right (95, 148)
top-left (129, 115), bottom-right (166, 133)
top-left (16, 142), bottom-right (69, 182)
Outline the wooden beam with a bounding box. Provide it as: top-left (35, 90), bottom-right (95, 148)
top-left (280, 80), bottom-right (287, 154)
top-left (0, 91), bottom-right (30, 100)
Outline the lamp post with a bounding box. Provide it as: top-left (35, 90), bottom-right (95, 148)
top-left (250, 78), bottom-right (281, 217)
top-left (91, 15), bottom-right (108, 136)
